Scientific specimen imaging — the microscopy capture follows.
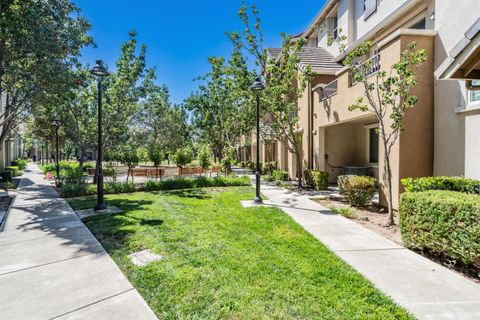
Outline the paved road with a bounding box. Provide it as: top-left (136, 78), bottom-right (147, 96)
top-left (252, 179), bottom-right (480, 320)
top-left (0, 164), bottom-right (157, 320)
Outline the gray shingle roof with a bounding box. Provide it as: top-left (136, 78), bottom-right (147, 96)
top-left (298, 47), bottom-right (342, 72)
top-left (266, 46), bottom-right (341, 73)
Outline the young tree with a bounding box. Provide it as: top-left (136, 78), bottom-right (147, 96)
top-left (118, 143), bottom-right (139, 184)
top-left (185, 47), bottom-right (255, 162)
top-left (342, 41), bottom-right (427, 225)
top-left (173, 148), bottom-right (192, 172)
top-left (228, 4), bottom-right (313, 188)
top-left (147, 140), bottom-right (164, 179)
top-left (198, 145), bottom-right (212, 175)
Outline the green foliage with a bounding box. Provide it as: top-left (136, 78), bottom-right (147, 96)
top-left (262, 161), bottom-right (277, 175)
top-left (147, 141), bottom-right (164, 168)
top-left (399, 191), bottom-right (480, 269)
top-left (136, 147), bottom-right (149, 164)
top-left (338, 175), bottom-right (355, 195)
top-left (103, 163), bottom-right (117, 181)
top-left (104, 182), bottom-right (136, 194)
top-left (329, 206), bottom-right (358, 219)
top-left (198, 145), bottom-right (212, 172)
top-left (144, 176), bottom-right (250, 192)
top-left (5, 166), bottom-right (20, 177)
top-left (82, 163), bottom-right (95, 173)
top-left (67, 187), bottom-right (412, 319)
top-left (344, 176), bottom-right (376, 207)
top-left (263, 175), bottom-right (275, 182)
top-left (304, 170), bottom-right (329, 190)
top-left (272, 170), bottom-right (289, 181)
top-left (15, 159), bottom-right (28, 170)
top-left (58, 183), bottom-right (92, 198)
top-left (1, 171), bottom-right (13, 182)
top-left (59, 165), bottom-right (85, 185)
top-left (173, 148), bottom-right (192, 169)
top-left (402, 176), bottom-right (480, 194)
top-left (221, 147), bottom-right (235, 174)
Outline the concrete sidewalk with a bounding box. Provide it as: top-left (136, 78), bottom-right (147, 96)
top-left (0, 164), bottom-right (157, 320)
top-left (254, 180), bottom-right (480, 320)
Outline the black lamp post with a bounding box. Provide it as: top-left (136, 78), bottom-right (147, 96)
top-left (52, 119), bottom-right (60, 180)
top-left (90, 59), bottom-right (110, 211)
top-left (251, 77), bottom-right (266, 203)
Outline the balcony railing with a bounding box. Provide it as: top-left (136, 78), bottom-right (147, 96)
top-left (351, 52), bottom-right (381, 85)
top-left (321, 80), bottom-right (338, 100)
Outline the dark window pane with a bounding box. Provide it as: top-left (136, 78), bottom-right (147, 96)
top-left (369, 128), bottom-right (379, 163)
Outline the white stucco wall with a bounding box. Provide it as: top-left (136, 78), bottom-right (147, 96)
top-left (354, 0), bottom-right (409, 40)
top-left (433, 0), bottom-right (480, 178)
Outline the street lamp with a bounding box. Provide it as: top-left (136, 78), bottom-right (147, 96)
top-left (52, 119), bottom-right (60, 180)
top-left (90, 59), bottom-right (110, 211)
top-left (251, 77), bottom-right (266, 203)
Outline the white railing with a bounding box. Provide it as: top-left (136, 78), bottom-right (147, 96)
top-left (351, 52), bottom-right (381, 85)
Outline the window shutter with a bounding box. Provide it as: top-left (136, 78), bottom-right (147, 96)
top-left (364, 0), bottom-right (377, 20)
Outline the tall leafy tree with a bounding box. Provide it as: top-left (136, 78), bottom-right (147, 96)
top-left (228, 4), bottom-right (313, 187)
top-left (0, 0), bottom-right (91, 151)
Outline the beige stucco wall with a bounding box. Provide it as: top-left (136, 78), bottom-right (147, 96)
top-left (312, 33), bottom-right (434, 208)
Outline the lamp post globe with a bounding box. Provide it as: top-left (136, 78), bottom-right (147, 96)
top-left (90, 59), bottom-right (110, 211)
top-left (52, 119), bottom-right (60, 180)
top-left (251, 77), bottom-right (265, 204)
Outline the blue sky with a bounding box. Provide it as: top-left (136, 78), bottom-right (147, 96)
top-left (76, 0), bottom-right (326, 104)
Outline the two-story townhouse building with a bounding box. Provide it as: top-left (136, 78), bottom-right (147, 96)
top-left (246, 0), bottom-right (480, 209)
top-left (0, 92), bottom-right (24, 171)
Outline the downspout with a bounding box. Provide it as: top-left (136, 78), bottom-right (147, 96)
top-left (308, 82), bottom-right (314, 170)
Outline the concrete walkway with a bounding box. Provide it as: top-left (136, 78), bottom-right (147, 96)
top-left (255, 180), bottom-right (480, 320)
top-left (0, 164), bottom-right (157, 320)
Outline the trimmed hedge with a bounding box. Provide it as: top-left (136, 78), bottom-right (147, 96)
top-left (304, 170), bottom-right (329, 190)
top-left (401, 176), bottom-right (480, 194)
top-left (344, 176), bottom-right (376, 207)
top-left (399, 190), bottom-right (480, 269)
top-left (59, 176), bottom-right (251, 198)
top-left (5, 166), bottom-right (20, 177)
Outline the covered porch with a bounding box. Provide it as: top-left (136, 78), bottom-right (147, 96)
top-left (315, 114), bottom-right (380, 185)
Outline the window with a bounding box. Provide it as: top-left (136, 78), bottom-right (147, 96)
top-left (366, 126), bottom-right (379, 164)
top-left (364, 0), bottom-right (377, 20)
top-left (333, 15), bottom-right (338, 40)
top-left (410, 18), bottom-right (426, 30)
top-left (470, 80), bottom-right (480, 103)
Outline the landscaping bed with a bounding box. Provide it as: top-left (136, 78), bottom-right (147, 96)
top-left (313, 197), bottom-right (403, 245)
top-left (67, 186), bottom-right (412, 319)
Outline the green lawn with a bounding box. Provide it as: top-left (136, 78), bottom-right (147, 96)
top-left (68, 187), bottom-right (412, 319)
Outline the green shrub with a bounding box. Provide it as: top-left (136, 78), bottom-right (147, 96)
top-left (16, 159), bottom-right (28, 170)
top-left (399, 190), bottom-right (480, 269)
top-left (104, 182), bottom-right (136, 194)
top-left (264, 175), bottom-right (275, 182)
top-left (42, 163), bottom-right (57, 174)
top-left (344, 176), bottom-right (376, 207)
top-left (337, 175), bottom-right (355, 195)
top-left (58, 183), bottom-right (92, 198)
top-left (5, 166), bottom-right (20, 177)
top-left (82, 163), bottom-right (95, 173)
top-left (174, 148), bottom-right (192, 169)
top-left (59, 165), bottom-right (85, 184)
top-left (144, 176), bottom-right (250, 191)
top-left (304, 170), bottom-right (329, 190)
top-left (263, 161), bottom-right (277, 175)
top-left (1, 170), bottom-right (13, 182)
top-left (272, 170), bottom-right (289, 181)
top-left (402, 176), bottom-right (480, 194)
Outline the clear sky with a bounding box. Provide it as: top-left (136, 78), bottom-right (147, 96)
top-left (75, 0), bottom-right (326, 104)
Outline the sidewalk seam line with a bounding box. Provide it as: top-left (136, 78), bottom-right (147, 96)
top-left (47, 288), bottom-right (135, 320)
top-left (0, 250), bottom-right (105, 277)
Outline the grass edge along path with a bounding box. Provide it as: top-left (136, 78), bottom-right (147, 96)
top-left (67, 186), bottom-right (414, 319)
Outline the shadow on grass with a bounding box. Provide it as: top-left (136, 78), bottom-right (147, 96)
top-left (164, 189), bottom-right (211, 200)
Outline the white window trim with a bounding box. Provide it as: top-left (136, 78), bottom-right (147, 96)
top-left (365, 123), bottom-right (379, 166)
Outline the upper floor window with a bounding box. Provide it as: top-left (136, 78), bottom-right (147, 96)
top-left (410, 17), bottom-right (426, 30)
top-left (470, 80), bottom-right (480, 103)
top-left (333, 15), bottom-right (338, 40)
top-left (364, 0), bottom-right (378, 20)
